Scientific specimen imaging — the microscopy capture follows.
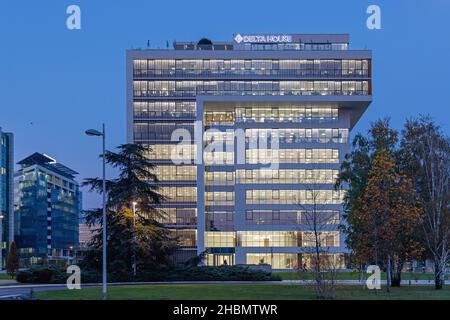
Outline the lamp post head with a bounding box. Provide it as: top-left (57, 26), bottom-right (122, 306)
top-left (85, 129), bottom-right (103, 137)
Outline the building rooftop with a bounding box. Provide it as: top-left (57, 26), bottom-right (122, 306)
top-left (18, 152), bottom-right (78, 179)
top-left (131, 34), bottom-right (355, 52)
top-left (172, 34), bottom-right (350, 51)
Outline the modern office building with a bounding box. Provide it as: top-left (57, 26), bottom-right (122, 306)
top-left (14, 152), bottom-right (80, 265)
top-left (126, 34), bottom-right (372, 269)
top-left (76, 215), bottom-right (97, 264)
top-left (0, 128), bottom-right (14, 269)
top-left (79, 217), bottom-right (96, 249)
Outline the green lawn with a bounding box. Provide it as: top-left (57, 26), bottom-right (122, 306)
top-left (0, 273), bottom-right (13, 280)
top-left (36, 284), bottom-right (450, 300)
top-left (274, 271), bottom-right (439, 281)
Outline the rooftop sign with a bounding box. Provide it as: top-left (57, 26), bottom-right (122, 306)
top-left (234, 34), bottom-right (293, 44)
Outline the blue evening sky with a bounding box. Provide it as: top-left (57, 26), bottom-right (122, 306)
top-left (1, 0), bottom-right (449, 209)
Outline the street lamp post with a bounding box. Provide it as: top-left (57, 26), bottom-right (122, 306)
top-left (131, 201), bottom-right (137, 276)
top-left (85, 124), bottom-right (107, 300)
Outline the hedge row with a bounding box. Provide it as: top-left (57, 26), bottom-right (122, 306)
top-left (16, 265), bottom-right (281, 284)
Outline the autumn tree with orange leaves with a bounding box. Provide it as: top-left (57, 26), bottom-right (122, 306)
top-left (353, 149), bottom-right (424, 289)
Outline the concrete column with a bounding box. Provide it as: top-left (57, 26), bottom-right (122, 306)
top-left (195, 100), bottom-right (205, 256)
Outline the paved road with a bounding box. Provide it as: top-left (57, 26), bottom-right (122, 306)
top-left (0, 279), bottom-right (447, 299)
top-left (0, 281), bottom-right (284, 299)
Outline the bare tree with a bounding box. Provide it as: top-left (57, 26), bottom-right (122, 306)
top-left (298, 176), bottom-right (342, 299)
top-left (401, 117), bottom-right (450, 289)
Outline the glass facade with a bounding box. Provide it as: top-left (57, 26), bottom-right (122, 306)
top-left (128, 33), bottom-right (372, 269)
top-left (134, 80), bottom-right (369, 97)
top-left (154, 166), bottom-right (196, 181)
top-left (204, 231), bottom-right (340, 248)
top-left (245, 210), bottom-right (339, 225)
top-left (246, 253), bottom-right (345, 270)
top-left (245, 128), bottom-right (348, 144)
top-left (247, 253), bottom-right (297, 269)
top-left (236, 169), bottom-right (339, 184)
top-left (158, 208), bottom-right (197, 225)
top-left (236, 106), bottom-right (338, 123)
top-left (159, 187), bottom-right (197, 203)
top-left (14, 154), bottom-right (80, 265)
top-left (133, 59), bottom-right (369, 78)
top-left (246, 189), bottom-right (344, 205)
top-left (246, 149), bottom-right (340, 164)
top-left (0, 130), bottom-right (13, 268)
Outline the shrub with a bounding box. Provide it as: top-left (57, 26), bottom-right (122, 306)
top-left (16, 265), bottom-right (67, 284)
top-left (16, 264), bottom-right (281, 284)
top-left (6, 241), bottom-right (20, 278)
top-left (133, 265), bottom-right (281, 282)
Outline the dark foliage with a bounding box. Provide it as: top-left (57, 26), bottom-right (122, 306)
top-left (16, 265), bottom-right (281, 284)
top-left (81, 144), bottom-right (177, 273)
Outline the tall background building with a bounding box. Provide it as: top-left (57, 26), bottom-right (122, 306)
top-left (126, 34), bottom-right (371, 269)
top-left (14, 152), bottom-right (80, 266)
top-left (0, 127), bottom-right (14, 269)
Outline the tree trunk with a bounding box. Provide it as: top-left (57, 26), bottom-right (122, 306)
top-left (391, 271), bottom-right (401, 287)
top-left (434, 259), bottom-right (444, 290)
top-left (386, 256), bottom-right (391, 292)
top-left (359, 264), bottom-right (365, 285)
top-left (391, 259), bottom-right (402, 287)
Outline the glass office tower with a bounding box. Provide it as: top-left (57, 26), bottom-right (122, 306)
top-left (14, 153), bottom-right (80, 266)
top-left (126, 34), bottom-right (372, 269)
top-left (0, 127), bottom-right (14, 269)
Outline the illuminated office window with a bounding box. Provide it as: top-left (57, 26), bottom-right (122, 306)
top-left (302, 231), bottom-right (340, 247)
top-left (236, 169), bottom-right (339, 184)
top-left (134, 101), bottom-right (196, 118)
top-left (246, 253), bottom-right (296, 269)
top-left (206, 211), bottom-right (234, 231)
top-left (205, 232), bottom-right (236, 247)
top-left (144, 144), bottom-right (196, 161)
top-left (238, 231), bottom-right (298, 247)
top-left (160, 187), bottom-right (197, 202)
top-left (157, 208), bottom-right (197, 225)
top-left (205, 171), bottom-right (235, 186)
top-left (236, 106), bottom-right (338, 123)
top-left (245, 128), bottom-right (348, 144)
top-left (245, 210), bottom-right (339, 225)
top-left (153, 165), bottom-right (196, 181)
top-left (205, 192), bottom-right (235, 206)
top-left (133, 80), bottom-right (369, 97)
top-left (134, 122), bottom-right (194, 141)
top-left (245, 189), bottom-right (344, 205)
top-left (133, 59), bottom-right (369, 78)
top-left (170, 229), bottom-right (196, 247)
top-left (302, 253), bottom-right (345, 269)
top-left (204, 152), bottom-right (234, 165)
top-left (246, 149), bottom-right (339, 164)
